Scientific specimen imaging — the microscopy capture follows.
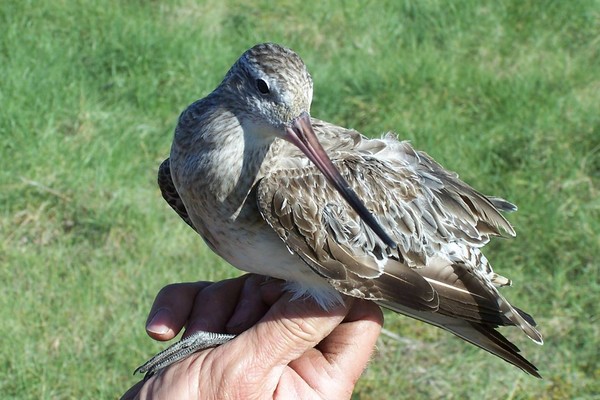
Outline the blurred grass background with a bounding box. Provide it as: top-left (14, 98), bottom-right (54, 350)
top-left (1, 0), bottom-right (598, 398)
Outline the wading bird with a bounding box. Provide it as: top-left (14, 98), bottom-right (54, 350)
top-left (136, 43), bottom-right (542, 379)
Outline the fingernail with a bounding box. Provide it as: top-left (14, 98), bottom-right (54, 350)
top-left (146, 308), bottom-right (171, 335)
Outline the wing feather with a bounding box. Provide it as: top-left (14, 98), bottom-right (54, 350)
top-left (257, 128), bottom-right (541, 375)
top-left (378, 300), bottom-right (541, 378)
top-left (158, 158), bottom-right (196, 231)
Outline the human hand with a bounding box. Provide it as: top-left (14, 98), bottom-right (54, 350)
top-left (121, 274), bottom-right (383, 400)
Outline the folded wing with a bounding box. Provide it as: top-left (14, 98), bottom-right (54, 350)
top-left (257, 129), bottom-right (542, 376)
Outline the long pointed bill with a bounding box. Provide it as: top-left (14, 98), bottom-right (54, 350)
top-left (284, 112), bottom-right (397, 249)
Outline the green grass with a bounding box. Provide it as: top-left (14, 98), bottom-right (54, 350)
top-left (1, 0), bottom-right (599, 398)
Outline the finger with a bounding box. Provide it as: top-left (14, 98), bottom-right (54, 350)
top-left (146, 281), bottom-right (211, 340)
top-left (317, 300), bottom-right (383, 384)
top-left (225, 274), bottom-right (271, 334)
top-left (258, 277), bottom-right (286, 305)
top-left (220, 293), bottom-right (353, 379)
top-left (183, 274), bottom-right (249, 337)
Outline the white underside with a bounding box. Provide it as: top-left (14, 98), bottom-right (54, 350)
top-left (196, 213), bottom-right (344, 309)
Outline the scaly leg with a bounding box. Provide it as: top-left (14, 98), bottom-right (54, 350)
top-left (135, 331), bottom-right (236, 379)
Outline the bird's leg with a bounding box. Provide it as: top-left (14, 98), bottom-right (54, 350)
top-left (135, 331), bottom-right (236, 379)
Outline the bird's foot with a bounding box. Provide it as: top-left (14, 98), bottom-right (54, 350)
top-left (135, 330), bottom-right (236, 380)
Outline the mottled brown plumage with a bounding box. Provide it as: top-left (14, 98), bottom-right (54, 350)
top-left (150, 42), bottom-right (542, 378)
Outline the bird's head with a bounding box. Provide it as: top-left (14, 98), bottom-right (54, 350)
top-left (215, 43), bottom-right (396, 248)
top-left (219, 42), bottom-right (313, 137)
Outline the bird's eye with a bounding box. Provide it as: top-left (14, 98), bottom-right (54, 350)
top-left (256, 79), bottom-right (270, 94)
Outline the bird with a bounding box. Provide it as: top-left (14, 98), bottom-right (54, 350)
top-left (136, 42), bottom-right (543, 379)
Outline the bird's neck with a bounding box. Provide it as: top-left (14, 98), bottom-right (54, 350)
top-left (170, 102), bottom-right (276, 220)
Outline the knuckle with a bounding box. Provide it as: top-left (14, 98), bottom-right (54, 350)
top-left (279, 315), bottom-right (320, 345)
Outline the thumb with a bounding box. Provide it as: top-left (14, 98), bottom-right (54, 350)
top-left (224, 293), bottom-right (353, 375)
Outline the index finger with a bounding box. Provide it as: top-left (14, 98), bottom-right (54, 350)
top-left (145, 281), bottom-right (211, 340)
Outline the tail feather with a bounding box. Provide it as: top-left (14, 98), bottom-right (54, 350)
top-left (487, 196), bottom-right (518, 213)
top-left (377, 300), bottom-right (542, 378)
top-left (494, 292), bottom-right (543, 344)
top-left (515, 306), bottom-right (537, 327)
top-left (418, 258), bottom-right (543, 344)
